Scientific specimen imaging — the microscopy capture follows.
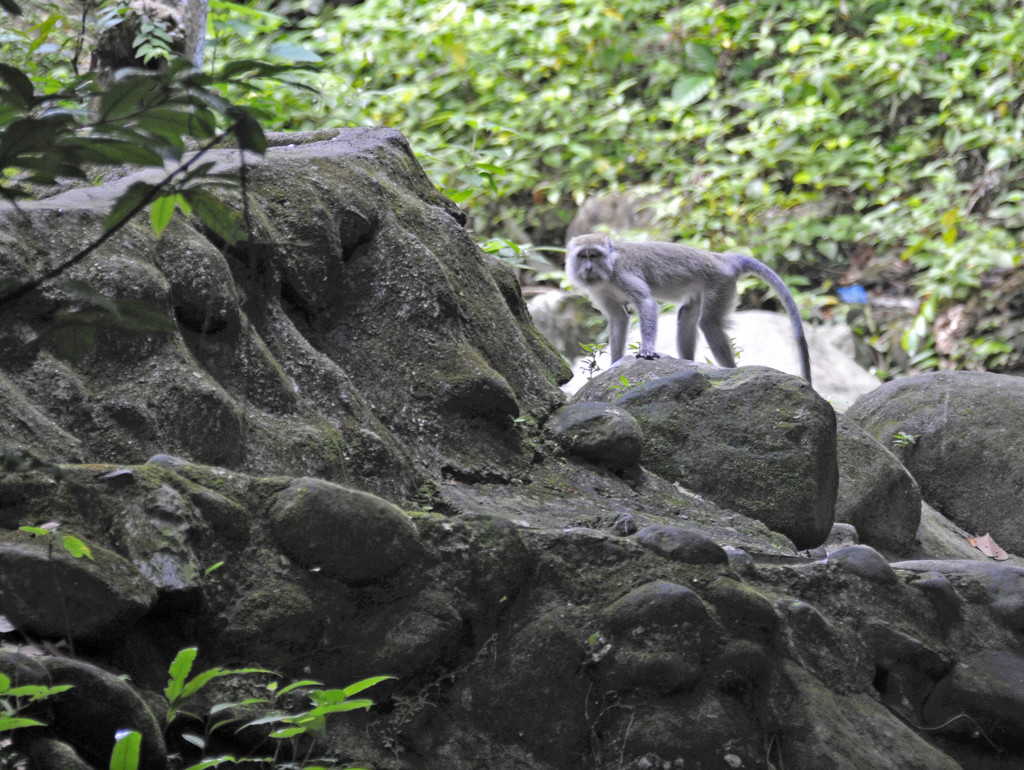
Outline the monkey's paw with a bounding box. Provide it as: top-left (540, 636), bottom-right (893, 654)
top-left (636, 352), bottom-right (660, 360)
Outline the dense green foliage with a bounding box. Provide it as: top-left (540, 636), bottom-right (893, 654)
top-left (3, 0), bottom-right (1022, 374)
top-left (0, 0), bottom-right (310, 361)
top-left (279, 0), bottom-right (1022, 375)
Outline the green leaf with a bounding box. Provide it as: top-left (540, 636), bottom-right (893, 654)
top-left (183, 189), bottom-right (243, 244)
top-left (78, 132), bottom-right (169, 164)
top-left (274, 679), bottom-right (322, 697)
top-left (669, 75), bottom-right (715, 110)
top-left (7, 683), bottom-right (72, 699)
top-left (109, 730), bottom-right (142, 770)
top-left (267, 42), bottom-right (322, 63)
top-left (0, 63), bottom-right (34, 107)
top-left (338, 675), bottom-right (394, 699)
top-left (226, 107), bottom-right (266, 154)
top-left (269, 726), bottom-right (306, 739)
top-left (307, 699), bottom-right (373, 715)
top-left (181, 757), bottom-right (241, 770)
top-left (217, 58), bottom-right (297, 81)
top-left (0, 116), bottom-right (77, 172)
top-left (240, 712), bottom-right (291, 728)
top-left (0, 716), bottom-right (46, 730)
top-left (96, 75), bottom-right (158, 122)
top-left (178, 667), bottom-right (231, 703)
top-left (105, 181), bottom-right (160, 231)
top-left (150, 194), bottom-right (177, 236)
top-left (165, 647), bottom-right (198, 703)
top-left (61, 534), bottom-right (93, 560)
top-left (684, 42), bottom-right (718, 74)
top-left (135, 107), bottom-right (216, 142)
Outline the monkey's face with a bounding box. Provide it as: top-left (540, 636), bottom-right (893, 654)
top-left (567, 239), bottom-right (616, 286)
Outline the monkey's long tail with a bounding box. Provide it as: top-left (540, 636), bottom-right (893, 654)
top-left (732, 254), bottom-right (813, 386)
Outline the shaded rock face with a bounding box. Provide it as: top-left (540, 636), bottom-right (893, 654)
top-left (0, 128), bottom-right (569, 501)
top-left (2, 129), bottom-right (1024, 770)
top-left (268, 476), bottom-right (424, 584)
top-left (848, 371), bottom-right (1024, 554)
top-left (835, 415), bottom-right (921, 555)
top-left (0, 531), bottom-right (157, 643)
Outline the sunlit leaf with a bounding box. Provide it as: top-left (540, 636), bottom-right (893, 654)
top-left (109, 729), bottom-right (142, 770)
top-left (165, 647), bottom-right (198, 703)
top-left (0, 716), bottom-right (46, 730)
top-left (182, 732), bottom-right (206, 749)
top-left (669, 75), bottom-right (715, 109)
top-left (337, 675), bottom-right (394, 699)
top-left (182, 757), bottom-right (241, 770)
top-left (269, 726), bottom-right (305, 739)
top-left (61, 534), bottom-right (93, 560)
top-left (267, 41), bottom-right (322, 63)
top-left (684, 42), bottom-right (717, 74)
top-left (150, 194), bottom-right (177, 236)
top-left (274, 679), bottom-right (322, 697)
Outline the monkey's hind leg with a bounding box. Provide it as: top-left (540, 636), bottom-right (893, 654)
top-left (700, 316), bottom-right (737, 369)
top-left (676, 297), bottom-right (702, 361)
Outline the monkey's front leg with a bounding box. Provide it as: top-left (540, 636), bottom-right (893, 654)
top-left (635, 297), bottom-right (661, 360)
top-left (604, 303), bottom-right (631, 363)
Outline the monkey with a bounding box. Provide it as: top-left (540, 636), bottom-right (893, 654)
top-left (566, 233), bottom-right (812, 385)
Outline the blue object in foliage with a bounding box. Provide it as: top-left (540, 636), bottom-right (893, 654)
top-left (837, 284), bottom-right (868, 304)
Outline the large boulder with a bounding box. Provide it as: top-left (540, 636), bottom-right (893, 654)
top-left (0, 652), bottom-right (167, 770)
top-left (835, 415), bottom-right (921, 554)
top-left (576, 359), bottom-right (838, 549)
top-left (268, 476), bottom-right (424, 585)
top-left (848, 371), bottom-right (1024, 555)
top-left (0, 531), bottom-right (157, 643)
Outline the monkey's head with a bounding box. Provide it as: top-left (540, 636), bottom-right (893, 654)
top-left (566, 233), bottom-right (617, 286)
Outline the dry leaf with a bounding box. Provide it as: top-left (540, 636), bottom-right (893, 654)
top-left (968, 532), bottom-right (1009, 561)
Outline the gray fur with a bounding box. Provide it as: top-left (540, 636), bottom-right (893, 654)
top-left (566, 233), bottom-right (812, 385)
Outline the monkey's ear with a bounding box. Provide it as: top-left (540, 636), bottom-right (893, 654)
top-left (604, 234), bottom-right (613, 251)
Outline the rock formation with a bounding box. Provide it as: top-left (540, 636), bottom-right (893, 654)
top-left (1, 128), bottom-right (1022, 769)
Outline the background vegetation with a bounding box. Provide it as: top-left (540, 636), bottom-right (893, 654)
top-left (4, 0), bottom-right (1023, 376)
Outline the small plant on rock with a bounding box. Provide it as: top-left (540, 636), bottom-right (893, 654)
top-left (160, 647), bottom-right (391, 769)
top-left (891, 432), bottom-right (920, 449)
